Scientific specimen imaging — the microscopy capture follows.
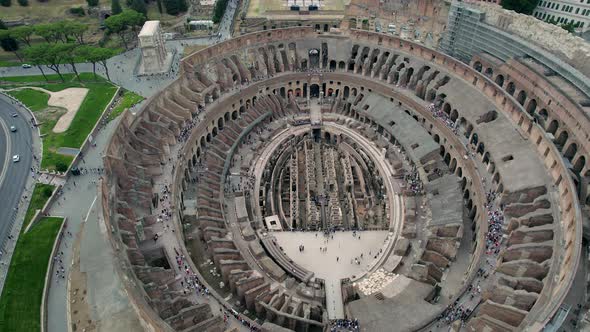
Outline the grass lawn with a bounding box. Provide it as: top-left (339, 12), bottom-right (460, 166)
top-left (6, 89), bottom-right (50, 112)
top-left (107, 90), bottom-right (143, 122)
top-left (0, 217), bottom-right (64, 332)
top-left (22, 184), bottom-right (55, 230)
top-left (5, 73), bottom-right (117, 170)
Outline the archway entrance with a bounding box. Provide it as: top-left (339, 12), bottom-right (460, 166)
top-left (310, 84), bottom-right (320, 98)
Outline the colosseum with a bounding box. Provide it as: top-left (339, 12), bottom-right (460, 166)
top-left (101, 20), bottom-right (588, 332)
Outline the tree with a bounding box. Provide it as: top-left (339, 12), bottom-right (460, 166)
top-left (0, 0), bottom-right (11, 7)
top-left (35, 23), bottom-right (62, 43)
top-left (23, 43), bottom-right (51, 81)
top-left (10, 25), bottom-right (34, 46)
top-left (60, 44), bottom-right (82, 82)
top-left (127, 0), bottom-right (147, 16)
top-left (55, 161), bottom-right (68, 172)
top-left (501, 0), bottom-right (540, 15)
top-left (17, 0), bottom-right (27, 6)
top-left (87, 0), bottom-right (99, 6)
top-left (163, 0), bottom-right (187, 15)
top-left (212, 0), bottom-right (228, 24)
top-left (60, 21), bottom-right (88, 44)
top-left (111, 0), bottom-right (122, 14)
top-left (77, 45), bottom-right (116, 80)
top-left (104, 10), bottom-right (146, 49)
top-left (156, 0), bottom-right (163, 14)
top-left (0, 32), bottom-right (21, 61)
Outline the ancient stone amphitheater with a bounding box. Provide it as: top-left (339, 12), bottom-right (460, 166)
top-left (101, 27), bottom-right (586, 332)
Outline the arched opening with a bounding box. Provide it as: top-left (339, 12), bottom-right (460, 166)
top-left (564, 143), bottom-right (577, 161)
top-left (295, 88), bottom-right (302, 97)
top-left (573, 156), bottom-right (585, 173)
top-left (239, 105), bottom-right (245, 114)
top-left (473, 61), bottom-right (482, 72)
top-left (555, 131), bottom-right (569, 149)
top-left (338, 61), bottom-right (346, 70)
top-left (212, 127), bottom-right (218, 137)
top-left (539, 109), bottom-right (548, 121)
top-left (329, 60), bottom-right (337, 70)
top-left (443, 103), bottom-right (451, 115)
top-left (344, 86), bottom-right (350, 98)
top-left (433, 134), bottom-right (440, 143)
top-left (218, 118), bottom-right (224, 129)
top-left (547, 120), bottom-right (558, 135)
top-left (506, 82), bottom-right (516, 96)
top-left (450, 109), bottom-right (458, 122)
top-left (477, 142), bottom-right (485, 155)
top-left (206, 133), bottom-right (211, 142)
top-left (232, 111), bottom-right (238, 120)
top-left (310, 84), bottom-right (320, 98)
top-left (484, 67), bottom-right (493, 77)
top-left (495, 75), bottom-right (504, 87)
top-left (516, 90), bottom-right (527, 106)
top-left (457, 167), bottom-right (463, 178)
top-left (526, 99), bottom-right (537, 115)
top-left (200, 136), bottom-right (205, 148)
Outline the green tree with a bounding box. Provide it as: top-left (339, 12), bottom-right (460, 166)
top-left (156, 0), bottom-right (163, 14)
top-left (127, 0), bottom-right (147, 16)
top-left (501, 0), bottom-right (540, 15)
top-left (60, 44), bottom-right (83, 82)
top-left (0, 0), bottom-right (11, 7)
top-left (0, 31), bottom-right (21, 61)
top-left (87, 0), bottom-right (99, 6)
top-left (111, 0), bottom-right (122, 14)
top-left (17, 0), bottom-right (27, 6)
top-left (78, 46), bottom-right (117, 80)
top-left (35, 23), bottom-right (63, 43)
top-left (104, 10), bottom-right (146, 49)
top-left (23, 43), bottom-right (51, 81)
top-left (55, 161), bottom-right (68, 172)
top-left (9, 25), bottom-right (34, 46)
top-left (163, 0), bottom-right (187, 15)
top-left (212, 0), bottom-right (228, 24)
top-left (60, 20), bottom-right (88, 44)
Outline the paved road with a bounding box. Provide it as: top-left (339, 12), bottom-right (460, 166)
top-left (0, 98), bottom-right (33, 249)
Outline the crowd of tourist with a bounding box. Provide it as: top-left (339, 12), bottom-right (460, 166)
top-left (426, 103), bottom-right (458, 135)
top-left (437, 301), bottom-right (472, 326)
top-left (177, 112), bottom-right (203, 143)
top-left (404, 165), bottom-right (423, 195)
top-left (329, 318), bottom-right (360, 331)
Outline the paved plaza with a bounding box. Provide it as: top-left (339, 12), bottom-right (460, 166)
top-left (274, 230), bottom-right (389, 318)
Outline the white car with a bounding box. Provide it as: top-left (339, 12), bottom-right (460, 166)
top-left (12, 155), bottom-right (19, 162)
top-left (21, 64), bottom-right (32, 69)
top-left (11, 113), bottom-right (17, 117)
top-left (10, 126), bottom-right (16, 132)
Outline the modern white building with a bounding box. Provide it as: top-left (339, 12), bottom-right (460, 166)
top-left (533, 0), bottom-right (590, 32)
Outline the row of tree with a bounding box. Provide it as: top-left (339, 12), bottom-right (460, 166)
top-left (25, 43), bottom-right (117, 82)
top-left (104, 9), bottom-right (147, 50)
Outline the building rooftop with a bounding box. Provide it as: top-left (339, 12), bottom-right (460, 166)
top-left (139, 21), bottom-right (160, 37)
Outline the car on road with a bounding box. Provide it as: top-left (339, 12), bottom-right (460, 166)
top-left (10, 126), bottom-right (16, 132)
top-left (12, 155), bottom-right (19, 162)
top-left (21, 64), bottom-right (32, 69)
top-left (11, 113), bottom-right (17, 117)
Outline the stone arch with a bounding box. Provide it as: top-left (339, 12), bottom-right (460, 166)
top-left (443, 103), bottom-right (451, 115)
top-left (526, 99), bottom-right (537, 115)
top-left (329, 60), bottom-right (337, 70)
top-left (457, 167), bottom-right (463, 178)
top-left (547, 120), bottom-right (558, 135)
top-left (206, 133), bottom-right (211, 142)
top-left (495, 74), bottom-right (504, 87)
top-left (506, 82), bottom-right (516, 96)
top-left (473, 61), bottom-right (482, 72)
top-left (484, 67), bottom-right (493, 77)
top-left (450, 109), bottom-right (458, 122)
top-left (564, 143), bottom-right (577, 161)
top-left (450, 158), bottom-right (457, 172)
top-left (477, 142), bottom-right (485, 155)
top-left (212, 127), bottom-right (218, 137)
top-left (539, 108), bottom-right (548, 121)
top-left (200, 136), bottom-right (206, 148)
top-left (344, 86), bottom-right (350, 98)
top-left (224, 112), bottom-right (230, 122)
top-left (573, 155), bottom-right (585, 173)
top-left (516, 90), bottom-right (527, 106)
top-left (218, 117), bottom-right (224, 129)
top-left (338, 61), bottom-right (346, 70)
top-left (433, 134), bottom-right (440, 143)
top-left (555, 130), bottom-right (569, 148)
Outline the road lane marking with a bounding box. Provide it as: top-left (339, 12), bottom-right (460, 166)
top-left (0, 116), bottom-right (12, 189)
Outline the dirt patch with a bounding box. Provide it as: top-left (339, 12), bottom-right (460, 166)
top-left (48, 88), bottom-right (89, 133)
